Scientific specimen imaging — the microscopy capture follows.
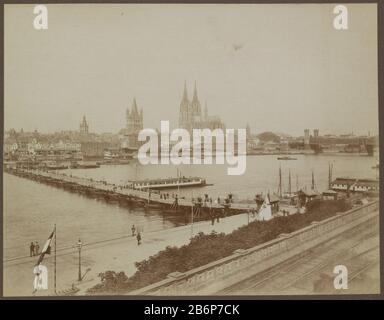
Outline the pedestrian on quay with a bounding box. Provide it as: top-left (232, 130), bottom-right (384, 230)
top-left (35, 242), bottom-right (40, 256)
top-left (131, 224), bottom-right (136, 237)
top-left (210, 210), bottom-right (215, 226)
top-left (136, 232), bottom-right (142, 246)
top-left (30, 242), bottom-right (35, 257)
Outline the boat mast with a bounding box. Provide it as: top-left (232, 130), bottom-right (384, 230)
top-left (279, 164), bottom-right (282, 198)
top-left (190, 191), bottom-right (194, 238)
top-left (177, 168), bottom-right (180, 199)
top-left (311, 169), bottom-right (315, 190)
top-left (328, 163), bottom-right (333, 189)
top-left (296, 174), bottom-right (299, 192)
top-left (288, 169), bottom-right (291, 196)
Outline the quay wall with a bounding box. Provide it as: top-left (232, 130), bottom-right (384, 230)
top-left (131, 200), bottom-right (379, 295)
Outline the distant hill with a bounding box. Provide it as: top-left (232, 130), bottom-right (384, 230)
top-left (256, 131), bottom-right (281, 143)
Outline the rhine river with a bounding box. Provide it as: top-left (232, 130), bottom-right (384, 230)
top-left (4, 154), bottom-right (377, 260)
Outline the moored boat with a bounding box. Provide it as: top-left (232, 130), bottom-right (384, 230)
top-left (128, 177), bottom-right (208, 190)
top-left (46, 162), bottom-right (68, 170)
top-left (70, 161), bottom-right (100, 169)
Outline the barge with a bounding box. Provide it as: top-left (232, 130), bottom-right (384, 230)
top-left (70, 161), bottom-right (100, 169)
top-left (46, 162), bottom-right (68, 170)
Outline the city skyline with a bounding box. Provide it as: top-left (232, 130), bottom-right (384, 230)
top-left (5, 4), bottom-right (378, 136)
top-left (4, 110), bottom-right (377, 138)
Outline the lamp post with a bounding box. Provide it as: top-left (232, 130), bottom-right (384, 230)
top-left (191, 198), bottom-right (194, 239)
top-left (77, 238), bottom-right (82, 282)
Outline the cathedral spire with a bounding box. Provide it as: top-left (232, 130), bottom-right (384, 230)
top-left (192, 80), bottom-right (198, 102)
top-left (182, 80), bottom-right (188, 101)
top-left (191, 80), bottom-right (201, 115)
top-left (80, 115), bottom-right (89, 134)
top-left (132, 98), bottom-right (138, 115)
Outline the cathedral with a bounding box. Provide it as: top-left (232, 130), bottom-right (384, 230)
top-left (179, 81), bottom-right (225, 132)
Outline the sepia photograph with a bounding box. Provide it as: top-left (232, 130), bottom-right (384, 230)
top-left (2, 2), bottom-right (380, 299)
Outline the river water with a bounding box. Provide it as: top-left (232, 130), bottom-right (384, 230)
top-left (4, 154), bottom-right (377, 259)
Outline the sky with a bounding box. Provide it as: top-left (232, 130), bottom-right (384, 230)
top-left (4, 4), bottom-right (379, 136)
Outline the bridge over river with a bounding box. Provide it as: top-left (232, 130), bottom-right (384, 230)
top-left (4, 167), bottom-right (259, 219)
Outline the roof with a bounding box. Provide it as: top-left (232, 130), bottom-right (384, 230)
top-left (302, 190), bottom-right (319, 197)
top-left (356, 178), bottom-right (378, 183)
top-left (322, 189), bottom-right (338, 195)
top-left (268, 194), bottom-right (280, 203)
top-left (355, 180), bottom-right (379, 187)
top-left (331, 177), bottom-right (357, 185)
top-left (331, 177), bottom-right (379, 187)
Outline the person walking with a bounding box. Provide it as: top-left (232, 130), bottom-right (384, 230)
top-left (131, 224), bottom-right (136, 237)
top-left (136, 232), bottom-right (141, 246)
top-left (210, 210), bottom-right (215, 226)
top-left (35, 242), bottom-right (40, 256)
top-left (29, 242), bottom-right (35, 257)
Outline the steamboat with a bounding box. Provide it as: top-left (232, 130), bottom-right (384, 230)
top-left (128, 176), bottom-right (208, 190)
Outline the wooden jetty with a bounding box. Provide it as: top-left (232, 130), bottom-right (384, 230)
top-left (4, 167), bottom-right (258, 219)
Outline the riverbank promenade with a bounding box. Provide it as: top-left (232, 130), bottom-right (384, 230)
top-left (4, 211), bottom-right (256, 297)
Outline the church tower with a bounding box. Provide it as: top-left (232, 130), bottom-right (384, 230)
top-left (79, 115), bottom-right (89, 134)
top-left (125, 98), bottom-right (144, 150)
top-left (179, 81), bottom-right (190, 130)
top-left (190, 81), bottom-right (202, 121)
top-left (126, 98), bottom-right (143, 134)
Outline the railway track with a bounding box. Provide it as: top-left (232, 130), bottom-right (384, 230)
top-left (218, 216), bottom-right (379, 295)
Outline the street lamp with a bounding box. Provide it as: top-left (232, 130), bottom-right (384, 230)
top-left (190, 197), bottom-right (194, 239)
top-left (77, 238), bottom-right (83, 281)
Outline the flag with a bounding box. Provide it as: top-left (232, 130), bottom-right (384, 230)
top-left (36, 228), bottom-right (55, 266)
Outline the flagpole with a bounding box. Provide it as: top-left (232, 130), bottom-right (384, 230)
top-left (54, 223), bottom-right (57, 295)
